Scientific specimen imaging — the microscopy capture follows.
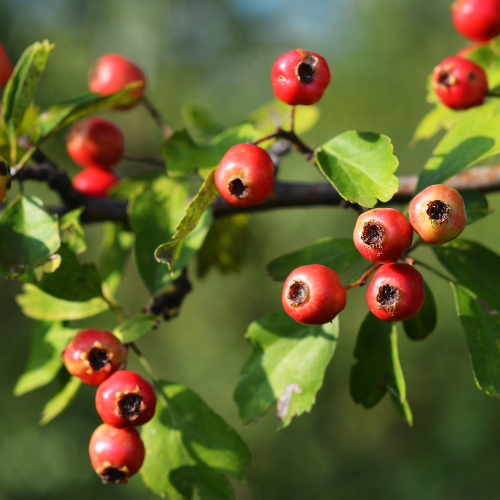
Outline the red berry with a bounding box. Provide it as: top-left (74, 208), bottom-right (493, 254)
top-left (89, 424), bottom-right (145, 484)
top-left (282, 264), bottom-right (346, 325)
top-left (409, 184), bottom-right (467, 246)
top-left (96, 370), bottom-right (157, 428)
top-left (271, 49), bottom-right (331, 105)
top-left (353, 208), bottom-right (413, 264)
top-left (72, 167), bottom-right (119, 198)
top-left (89, 54), bottom-right (145, 109)
top-left (366, 264), bottom-right (425, 322)
top-left (62, 329), bottom-right (126, 385)
top-left (452, 0), bottom-right (500, 43)
top-left (215, 144), bottom-right (274, 207)
top-left (67, 117), bottom-right (124, 170)
top-left (432, 56), bottom-right (488, 110)
top-left (0, 43), bottom-right (13, 88)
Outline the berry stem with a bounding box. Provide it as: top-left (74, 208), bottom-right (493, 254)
top-left (252, 128), bottom-right (314, 159)
top-left (345, 264), bottom-right (380, 291)
top-left (121, 151), bottom-right (166, 167)
top-left (142, 97), bottom-right (173, 139)
top-left (129, 342), bottom-right (158, 382)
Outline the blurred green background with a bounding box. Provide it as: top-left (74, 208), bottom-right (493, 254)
top-left (2, 0), bottom-right (500, 499)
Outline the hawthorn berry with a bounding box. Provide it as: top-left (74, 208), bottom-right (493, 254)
top-left (89, 424), bottom-right (145, 484)
top-left (366, 263), bottom-right (425, 322)
top-left (452, 0), bottom-right (500, 43)
top-left (96, 370), bottom-right (157, 428)
top-left (89, 54), bottom-right (146, 109)
top-left (215, 143), bottom-right (274, 206)
top-left (432, 56), bottom-right (488, 110)
top-left (62, 329), bottom-right (126, 385)
top-left (409, 184), bottom-right (466, 246)
top-left (72, 167), bottom-right (120, 198)
top-left (353, 208), bottom-right (413, 264)
top-left (67, 117), bottom-right (124, 170)
top-left (0, 43), bottom-right (13, 89)
top-left (271, 49), bottom-right (331, 105)
top-left (282, 264), bottom-right (346, 325)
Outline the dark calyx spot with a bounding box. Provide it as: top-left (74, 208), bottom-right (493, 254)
top-left (468, 71), bottom-right (476, 82)
top-left (436, 69), bottom-right (453, 87)
top-left (100, 467), bottom-right (128, 484)
top-left (376, 284), bottom-right (400, 314)
top-left (88, 347), bottom-right (110, 372)
top-left (362, 221), bottom-right (384, 249)
top-left (0, 162), bottom-right (8, 176)
top-left (287, 281), bottom-right (309, 307)
top-left (296, 54), bottom-right (318, 83)
top-left (426, 200), bottom-right (450, 224)
top-left (118, 393), bottom-right (144, 419)
top-left (228, 178), bottom-right (249, 199)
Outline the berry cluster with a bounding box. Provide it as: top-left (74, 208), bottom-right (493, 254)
top-left (62, 329), bottom-right (157, 484)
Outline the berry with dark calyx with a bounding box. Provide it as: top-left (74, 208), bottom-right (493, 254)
top-left (62, 329), bottom-right (126, 385)
top-left (353, 208), bottom-right (413, 264)
top-left (409, 184), bottom-right (467, 245)
top-left (282, 264), bottom-right (346, 325)
top-left (215, 143), bottom-right (275, 207)
top-left (452, 0), bottom-right (500, 43)
top-left (0, 43), bottom-right (13, 88)
top-left (96, 370), bottom-right (157, 428)
top-left (67, 117), bottom-right (124, 170)
top-left (366, 263), bottom-right (425, 322)
top-left (432, 56), bottom-right (488, 110)
top-left (72, 167), bottom-right (120, 198)
top-left (89, 54), bottom-right (146, 109)
top-left (271, 49), bottom-right (331, 105)
top-left (89, 424), bottom-right (145, 484)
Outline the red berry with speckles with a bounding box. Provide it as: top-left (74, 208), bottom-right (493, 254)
top-left (215, 144), bottom-right (274, 207)
top-left (67, 117), bottom-right (124, 170)
top-left (96, 370), bottom-right (157, 428)
top-left (353, 208), bottom-right (413, 264)
top-left (452, 0), bottom-right (500, 42)
top-left (366, 264), bottom-right (425, 322)
top-left (271, 49), bottom-right (331, 105)
top-left (282, 264), bottom-right (346, 325)
top-left (89, 54), bottom-right (145, 109)
top-left (62, 329), bottom-right (126, 385)
top-left (89, 424), bottom-right (145, 484)
top-left (72, 167), bottom-right (120, 198)
top-left (409, 184), bottom-right (467, 245)
top-left (0, 43), bottom-right (13, 88)
top-left (432, 56), bottom-right (488, 110)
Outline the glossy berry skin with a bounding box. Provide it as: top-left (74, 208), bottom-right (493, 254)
top-left (452, 0), bottom-right (500, 43)
top-left (282, 264), bottom-right (346, 325)
top-left (67, 117), bottom-right (124, 170)
top-left (89, 424), bottom-right (145, 484)
top-left (89, 54), bottom-right (145, 109)
top-left (72, 167), bottom-right (119, 198)
top-left (366, 264), bottom-right (425, 322)
top-left (96, 370), bottom-right (157, 428)
top-left (432, 56), bottom-right (488, 110)
top-left (409, 184), bottom-right (467, 246)
top-left (0, 43), bottom-right (13, 88)
top-left (271, 49), bottom-right (331, 105)
top-left (62, 329), bottom-right (126, 385)
top-left (353, 208), bottom-right (413, 264)
top-left (215, 144), bottom-right (274, 207)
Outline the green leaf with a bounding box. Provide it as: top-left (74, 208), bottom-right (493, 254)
top-left (140, 381), bottom-right (251, 499)
top-left (417, 100), bottom-right (500, 191)
top-left (266, 237), bottom-right (361, 282)
top-left (40, 372), bottom-right (81, 426)
top-left (234, 309), bottom-right (339, 430)
top-left (181, 104), bottom-right (224, 143)
top-left (451, 283), bottom-right (500, 397)
top-left (403, 280), bottom-right (437, 341)
top-left (14, 321), bottom-right (78, 396)
top-left (315, 131), bottom-right (399, 207)
top-left (460, 190), bottom-right (492, 225)
top-left (59, 208), bottom-right (86, 254)
top-left (350, 313), bottom-right (412, 425)
top-left (410, 105), bottom-right (460, 146)
top-left (17, 283), bottom-right (108, 321)
top-left (113, 314), bottom-right (158, 343)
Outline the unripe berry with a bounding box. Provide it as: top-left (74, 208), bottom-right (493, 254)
top-left (96, 370), bottom-right (157, 428)
top-left (67, 117), bottom-right (124, 170)
top-left (0, 43), bottom-right (13, 89)
top-left (62, 329), bottom-right (126, 385)
top-left (432, 56), bottom-right (488, 110)
top-left (271, 49), bottom-right (331, 105)
top-left (353, 208), bottom-right (413, 264)
top-left (89, 424), bottom-right (145, 484)
top-left (282, 264), bottom-right (346, 325)
top-left (409, 184), bottom-right (467, 246)
top-left (215, 144), bottom-right (274, 207)
top-left (452, 0), bottom-right (500, 43)
top-left (72, 167), bottom-right (120, 198)
top-left (366, 264), bottom-right (425, 322)
top-left (0, 158), bottom-right (11, 204)
top-left (89, 54), bottom-right (145, 109)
